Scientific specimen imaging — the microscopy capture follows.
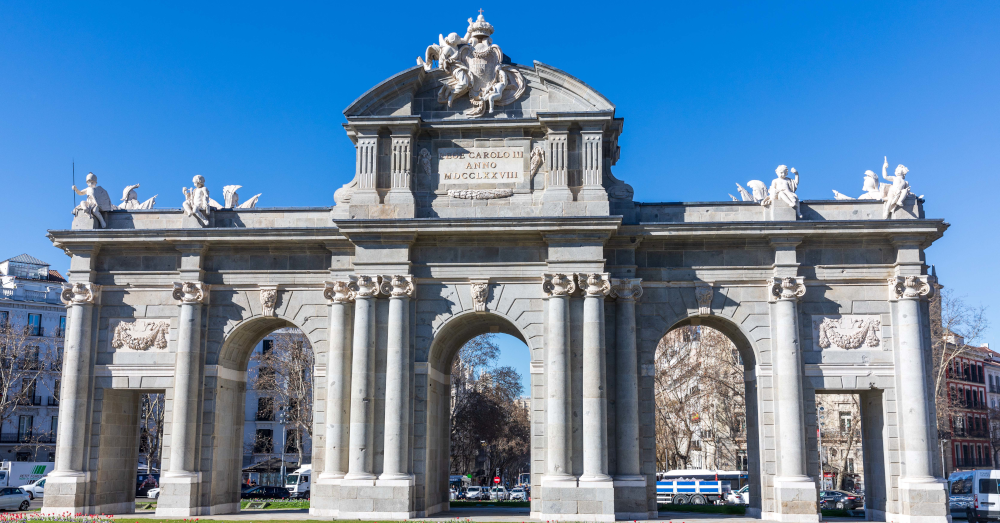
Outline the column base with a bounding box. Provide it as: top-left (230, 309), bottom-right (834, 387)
top-left (332, 477), bottom-right (415, 519)
top-left (888, 478), bottom-right (951, 523)
top-left (41, 472), bottom-right (92, 515)
top-left (761, 476), bottom-right (819, 523)
top-left (155, 473), bottom-right (203, 517)
top-left (540, 480), bottom-right (615, 522)
top-left (310, 477), bottom-right (342, 517)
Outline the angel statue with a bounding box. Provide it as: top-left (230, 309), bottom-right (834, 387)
top-left (72, 172), bottom-right (113, 228)
top-left (416, 30), bottom-right (470, 72)
top-left (118, 184), bottom-right (157, 210)
top-left (418, 148), bottom-right (433, 176)
top-left (182, 175), bottom-right (211, 226)
top-left (530, 145), bottom-right (545, 176)
top-left (760, 165), bottom-right (801, 218)
top-left (832, 157), bottom-right (891, 201)
top-left (882, 159), bottom-right (912, 219)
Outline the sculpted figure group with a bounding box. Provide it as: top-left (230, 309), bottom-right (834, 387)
top-left (72, 172), bottom-right (262, 228)
top-left (730, 157), bottom-right (918, 219)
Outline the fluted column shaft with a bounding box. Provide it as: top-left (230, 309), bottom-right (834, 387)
top-left (611, 279), bottom-right (643, 480)
top-left (770, 277), bottom-right (809, 481)
top-left (893, 276), bottom-right (936, 480)
top-left (321, 282), bottom-right (354, 480)
top-left (52, 283), bottom-right (99, 476)
top-left (345, 276), bottom-right (379, 480)
top-left (167, 282), bottom-right (206, 477)
top-left (356, 136), bottom-right (378, 191)
top-left (381, 276), bottom-right (414, 480)
top-left (580, 274), bottom-right (611, 482)
top-left (544, 274), bottom-right (574, 479)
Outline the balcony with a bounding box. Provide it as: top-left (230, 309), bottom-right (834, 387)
top-left (47, 396), bottom-right (58, 407)
top-left (0, 432), bottom-right (55, 444)
top-left (0, 289), bottom-right (12, 299)
top-left (16, 396), bottom-right (42, 406)
top-left (255, 412), bottom-right (275, 422)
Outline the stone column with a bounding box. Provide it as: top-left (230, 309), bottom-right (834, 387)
top-left (541, 126), bottom-right (572, 202)
top-left (579, 125), bottom-right (608, 202)
top-left (381, 275), bottom-right (414, 480)
top-left (386, 128), bottom-right (416, 212)
top-left (320, 281), bottom-right (354, 480)
top-left (610, 278), bottom-right (643, 481)
top-left (345, 275), bottom-right (379, 480)
top-left (891, 275), bottom-right (936, 479)
top-left (45, 283), bottom-right (99, 499)
top-left (157, 281), bottom-right (207, 516)
top-left (352, 129), bottom-right (380, 205)
top-left (768, 276), bottom-right (817, 521)
top-left (543, 273), bottom-right (574, 480)
top-left (578, 273), bottom-right (612, 482)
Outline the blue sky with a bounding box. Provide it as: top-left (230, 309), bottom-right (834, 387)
top-left (1, 2), bottom-right (997, 377)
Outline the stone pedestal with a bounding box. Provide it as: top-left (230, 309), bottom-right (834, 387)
top-left (538, 482), bottom-right (616, 522)
top-left (895, 479), bottom-right (951, 523)
top-left (769, 198), bottom-right (799, 220)
top-left (155, 473), bottom-right (202, 517)
top-left (309, 479), bottom-right (341, 517)
top-left (334, 478), bottom-right (415, 519)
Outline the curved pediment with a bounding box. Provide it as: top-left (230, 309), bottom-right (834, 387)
top-left (344, 61), bottom-right (615, 120)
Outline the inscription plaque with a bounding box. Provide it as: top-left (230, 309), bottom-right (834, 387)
top-left (437, 147), bottom-right (524, 184)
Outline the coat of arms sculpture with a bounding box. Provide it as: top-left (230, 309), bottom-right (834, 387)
top-left (417, 12), bottom-right (526, 117)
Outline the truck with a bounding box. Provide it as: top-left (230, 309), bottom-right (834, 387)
top-left (656, 478), bottom-right (731, 505)
top-left (284, 464), bottom-right (311, 499)
top-left (0, 462), bottom-right (53, 488)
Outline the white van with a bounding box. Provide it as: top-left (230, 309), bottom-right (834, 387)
top-left (949, 469), bottom-right (1000, 521)
top-left (284, 464), bottom-right (311, 499)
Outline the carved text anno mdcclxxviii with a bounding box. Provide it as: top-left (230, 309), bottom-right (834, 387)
top-left (438, 147), bottom-right (524, 184)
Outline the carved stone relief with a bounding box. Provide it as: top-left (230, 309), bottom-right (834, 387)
top-left (694, 283), bottom-right (713, 315)
top-left (111, 319), bottom-right (170, 351)
top-left (470, 279), bottom-right (489, 313)
top-left (447, 189), bottom-right (514, 200)
top-left (260, 286), bottom-right (278, 316)
top-left (812, 315), bottom-right (884, 351)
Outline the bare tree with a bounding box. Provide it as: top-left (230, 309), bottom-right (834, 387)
top-left (450, 334), bottom-right (530, 485)
top-left (249, 330), bottom-right (313, 466)
top-left (138, 393), bottom-right (165, 473)
top-left (0, 322), bottom-right (56, 446)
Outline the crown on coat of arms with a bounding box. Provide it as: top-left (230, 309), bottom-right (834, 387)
top-left (468, 13), bottom-right (494, 38)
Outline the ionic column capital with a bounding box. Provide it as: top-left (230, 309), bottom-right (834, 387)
top-left (768, 276), bottom-right (805, 302)
top-left (889, 275), bottom-right (935, 301)
top-left (610, 278), bottom-right (643, 301)
top-left (172, 281), bottom-right (206, 304)
top-left (577, 273), bottom-right (611, 297)
top-left (60, 282), bottom-right (100, 306)
top-left (324, 280), bottom-right (355, 304)
top-left (542, 273), bottom-right (576, 297)
top-left (385, 275), bottom-right (415, 299)
top-left (353, 275), bottom-right (381, 299)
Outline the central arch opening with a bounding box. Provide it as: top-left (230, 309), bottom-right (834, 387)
top-left (423, 313), bottom-right (534, 517)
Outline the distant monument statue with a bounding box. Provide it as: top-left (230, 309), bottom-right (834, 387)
top-left (882, 160), bottom-right (912, 219)
top-left (416, 12), bottom-right (526, 116)
top-left (118, 184), bottom-right (157, 209)
top-left (71, 172), bottom-right (114, 228)
top-left (761, 165), bottom-right (801, 218)
top-left (182, 175), bottom-right (211, 226)
top-left (832, 157), bottom-right (891, 201)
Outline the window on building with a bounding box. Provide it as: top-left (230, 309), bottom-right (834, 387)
top-left (52, 379), bottom-right (60, 402)
top-left (46, 452), bottom-right (54, 462)
top-left (17, 415), bottom-right (33, 441)
top-left (50, 416), bottom-right (57, 434)
top-left (840, 412), bottom-right (852, 433)
top-left (256, 397), bottom-right (275, 421)
top-left (21, 379), bottom-right (36, 404)
top-left (15, 452), bottom-right (30, 462)
top-left (737, 451), bottom-right (748, 470)
top-left (0, 312), bottom-right (8, 327)
top-left (254, 429), bottom-right (273, 454)
top-left (26, 314), bottom-right (41, 336)
top-left (262, 339), bottom-right (273, 354)
top-left (286, 429), bottom-right (299, 453)
top-left (847, 458), bottom-right (855, 473)
top-left (22, 346), bottom-right (39, 370)
top-left (57, 316), bottom-right (66, 338)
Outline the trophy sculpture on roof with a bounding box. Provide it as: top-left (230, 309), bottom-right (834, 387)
top-left (417, 11), bottom-right (526, 117)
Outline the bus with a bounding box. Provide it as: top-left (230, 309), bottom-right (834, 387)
top-left (656, 469), bottom-right (748, 490)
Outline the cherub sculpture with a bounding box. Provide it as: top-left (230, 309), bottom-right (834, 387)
top-left (182, 175), bottom-right (211, 226)
top-left (760, 165), bottom-right (801, 217)
top-left (416, 29), bottom-right (470, 72)
top-left (882, 159), bottom-right (911, 219)
top-left (832, 157), bottom-right (891, 201)
top-left (118, 184), bottom-right (157, 209)
top-left (72, 172), bottom-right (114, 228)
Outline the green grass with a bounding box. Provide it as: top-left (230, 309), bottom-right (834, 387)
top-left (448, 500), bottom-right (531, 508)
top-left (238, 500), bottom-right (310, 510)
top-left (658, 503), bottom-right (747, 515)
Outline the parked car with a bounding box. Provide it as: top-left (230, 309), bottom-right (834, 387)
top-left (489, 486), bottom-right (508, 501)
top-left (509, 487), bottom-right (527, 501)
top-left (146, 487), bottom-right (160, 499)
top-left (19, 477), bottom-right (45, 500)
top-left (0, 487), bottom-right (30, 511)
top-left (465, 486), bottom-right (484, 500)
top-left (726, 485), bottom-right (749, 505)
top-left (241, 486), bottom-right (290, 500)
top-left (819, 490), bottom-right (863, 510)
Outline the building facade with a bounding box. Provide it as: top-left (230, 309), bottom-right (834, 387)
top-left (0, 254), bottom-right (66, 462)
top-left (943, 345), bottom-right (993, 473)
top-left (41, 14), bottom-right (950, 523)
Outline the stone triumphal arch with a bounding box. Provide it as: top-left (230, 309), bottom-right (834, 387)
top-left (44, 14), bottom-right (948, 523)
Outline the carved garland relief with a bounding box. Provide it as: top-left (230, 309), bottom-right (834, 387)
top-left (111, 320), bottom-right (170, 351)
top-left (812, 315), bottom-right (884, 351)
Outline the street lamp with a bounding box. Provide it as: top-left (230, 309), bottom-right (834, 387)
top-left (278, 407), bottom-right (288, 486)
top-left (817, 406), bottom-right (826, 490)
